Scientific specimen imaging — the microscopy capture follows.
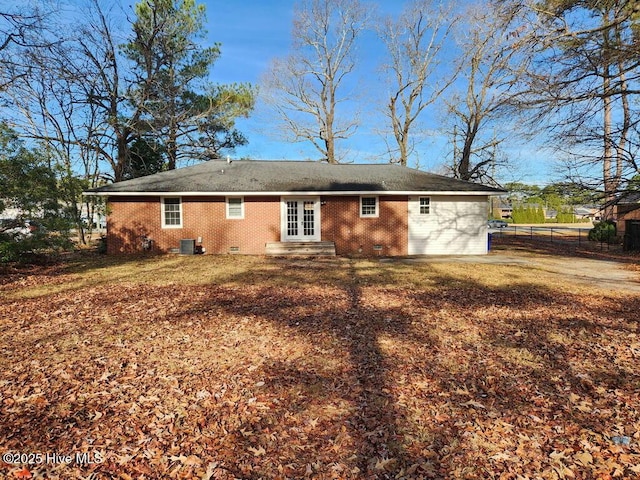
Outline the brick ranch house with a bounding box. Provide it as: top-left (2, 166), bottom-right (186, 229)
top-left (616, 192), bottom-right (640, 251)
top-left (85, 160), bottom-right (505, 256)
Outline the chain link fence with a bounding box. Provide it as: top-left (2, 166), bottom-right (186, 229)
top-left (489, 225), bottom-right (619, 251)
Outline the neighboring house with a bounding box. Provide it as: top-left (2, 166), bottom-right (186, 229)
top-left (616, 192), bottom-right (640, 250)
top-left (494, 199), bottom-right (513, 219)
top-left (85, 160), bottom-right (505, 256)
top-left (574, 206), bottom-right (601, 221)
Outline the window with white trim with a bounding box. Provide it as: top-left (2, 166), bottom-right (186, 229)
top-left (360, 196), bottom-right (379, 218)
top-left (419, 196), bottom-right (431, 215)
top-left (162, 197), bottom-right (182, 228)
top-left (226, 197), bottom-right (244, 219)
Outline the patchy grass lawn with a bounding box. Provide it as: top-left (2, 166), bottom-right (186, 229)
top-left (1, 251), bottom-right (639, 479)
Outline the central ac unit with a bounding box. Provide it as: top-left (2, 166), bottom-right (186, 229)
top-left (180, 239), bottom-right (196, 255)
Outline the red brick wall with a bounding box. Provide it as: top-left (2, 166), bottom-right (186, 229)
top-left (107, 195), bottom-right (408, 256)
top-left (321, 195), bottom-right (408, 256)
top-left (107, 196), bottom-right (280, 254)
top-left (106, 197), bottom-right (160, 254)
top-left (617, 205), bottom-right (640, 236)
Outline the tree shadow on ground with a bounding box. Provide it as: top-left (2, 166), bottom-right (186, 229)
top-left (178, 259), bottom-right (640, 479)
top-left (2, 255), bottom-right (640, 479)
top-left (178, 259), bottom-right (439, 478)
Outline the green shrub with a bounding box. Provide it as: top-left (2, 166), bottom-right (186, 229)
top-left (0, 230), bottom-right (73, 263)
top-left (556, 207), bottom-right (577, 223)
top-left (588, 220), bottom-right (616, 242)
top-left (0, 236), bottom-right (19, 263)
top-left (512, 205), bottom-right (545, 223)
top-left (97, 235), bottom-right (107, 254)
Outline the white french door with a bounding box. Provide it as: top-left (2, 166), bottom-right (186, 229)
top-left (281, 197), bottom-right (321, 241)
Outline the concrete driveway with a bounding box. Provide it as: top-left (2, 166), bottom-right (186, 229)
top-left (391, 250), bottom-right (640, 294)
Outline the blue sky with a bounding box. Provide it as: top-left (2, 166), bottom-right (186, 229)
top-left (205, 1), bottom-right (294, 86)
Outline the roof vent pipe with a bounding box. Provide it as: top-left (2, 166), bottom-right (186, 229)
top-left (226, 155), bottom-right (232, 164)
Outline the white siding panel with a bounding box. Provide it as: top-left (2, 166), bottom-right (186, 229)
top-left (408, 196), bottom-right (489, 255)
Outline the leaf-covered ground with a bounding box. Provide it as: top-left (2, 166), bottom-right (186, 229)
top-left (1, 249), bottom-right (639, 479)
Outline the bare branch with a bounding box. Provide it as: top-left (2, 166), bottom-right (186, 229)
top-left (378, 0), bottom-right (459, 166)
top-left (261, 0), bottom-right (370, 163)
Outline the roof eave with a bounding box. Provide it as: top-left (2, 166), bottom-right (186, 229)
top-left (83, 189), bottom-right (504, 197)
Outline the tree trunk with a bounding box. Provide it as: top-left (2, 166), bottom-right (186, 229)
top-left (601, 9), bottom-right (618, 220)
top-left (114, 134), bottom-right (129, 182)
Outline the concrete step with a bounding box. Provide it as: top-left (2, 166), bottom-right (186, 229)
top-left (265, 241), bottom-right (336, 256)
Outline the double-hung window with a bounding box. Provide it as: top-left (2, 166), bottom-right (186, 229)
top-left (226, 197), bottom-right (244, 219)
top-left (360, 196), bottom-right (379, 218)
top-left (162, 197), bottom-right (182, 228)
top-left (419, 197), bottom-right (431, 215)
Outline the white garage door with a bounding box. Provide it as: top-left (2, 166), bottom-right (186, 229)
top-left (408, 195), bottom-right (489, 255)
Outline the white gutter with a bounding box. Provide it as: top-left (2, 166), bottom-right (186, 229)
top-left (83, 190), bottom-right (501, 197)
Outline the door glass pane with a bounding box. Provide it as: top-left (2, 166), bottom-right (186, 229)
top-left (303, 201), bottom-right (315, 236)
top-left (287, 201), bottom-right (298, 236)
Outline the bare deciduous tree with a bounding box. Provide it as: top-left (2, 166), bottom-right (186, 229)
top-left (262, 0), bottom-right (370, 163)
top-left (518, 0), bottom-right (640, 216)
top-left (0, 5), bottom-right (53, 91)
top-left (1, 2), bottom-right (109, 243)
top-left (76, 1), bottom-right (139, 183)
top-left (378, 0), bottom-right (457, 166)
top-left (445, 2), bottom-right (528, 184)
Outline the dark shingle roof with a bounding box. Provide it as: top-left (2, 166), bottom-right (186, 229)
top-left (619, 192), bottom-right (640, 204)
top-left (86, 160), bottom-right (505, 195)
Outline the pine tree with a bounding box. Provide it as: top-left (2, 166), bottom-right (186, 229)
top-left (124, 0), bottom-right (254, 169)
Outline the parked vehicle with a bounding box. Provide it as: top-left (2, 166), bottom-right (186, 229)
top-left (488, 219), bottom-right (509, 229)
